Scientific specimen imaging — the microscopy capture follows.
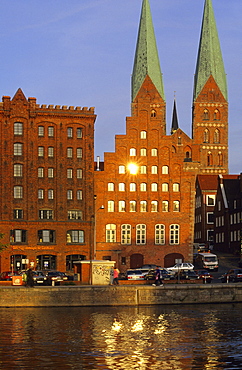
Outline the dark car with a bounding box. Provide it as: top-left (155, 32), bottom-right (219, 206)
top-left (175, 270), bottom-right (199, 281)
top-left (145, 268), bottom-right (174, 281)
top-left (44, 271), bottom-right (68, 285)
top-left (32, 271), bottom-right (48, 285)
top-left (196, 270), bottom-right (213, 283)
top-left (0, 271), bottom-right (20, 281)
top-left (220, 269), bottom-right (242, 283)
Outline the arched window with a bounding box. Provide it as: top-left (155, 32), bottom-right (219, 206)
top-left (151, 201), bottom-right (158, 212)
top-left (140, 183), bottom-right (147, 192)
top-left (151, 109), bottom-right (156, 117)
top-left (203, 109), bottom-right (209, 120)
top-left (108, 183), bottom-right (115, 191)
top-left (214, 129), bottom-right (220, 143)
top-left (162, 183), bottom-right (169, 192)
top-left (140, 148), bottom-right (147, 156)
top-left (162, 201), bottom-right (168, 212)
top-left (140, 201), bottom-right (147, 212)
top-left (204, 129), bottom-right (209, 143)
top-left (108, 201), bottom-right (114, 212)
top-left (106, 224), bottom-right (116, 243)
top-left (118, 200), bottom-right (125, 212)
top-left (130, 183), bottom-right (136, 192)
top-left (162, 165), bottom-right (169, 174)
top-left (173, 201), bottom-right (180, 212)
top-left (214, 109), bottom-right (220, 120)
top-left (130, 201), bottom-right (136, 212)
top-left (218, 152), bottom-right (223, 167)
top-left (130, 148), bottom-right (136, 156)
top-left (151, 183), bottom-right (158, 192)
top-left (151, 148), bottom-right (157, 156)
top-left (151, 166), bottom-right (158, 174)
top-left (118, 183), bottom-right (125, 191)
top-left (140, 131), bottom-right (147, 139)
top-left (173, 183), bottom-right (180, 192)
top-left (207, 152), bottom-right (213, 166)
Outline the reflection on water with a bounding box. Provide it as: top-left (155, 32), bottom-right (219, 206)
top-left (0, 303), bottom-right (242, 369)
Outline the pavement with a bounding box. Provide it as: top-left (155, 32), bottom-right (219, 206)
top-left (208, 251), bottom-right (241, 283)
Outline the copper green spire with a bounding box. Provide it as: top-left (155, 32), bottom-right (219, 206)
top-left (132, 0), bottom-right (165, 102)
top-left (194, 0), bottom-right (227, 101)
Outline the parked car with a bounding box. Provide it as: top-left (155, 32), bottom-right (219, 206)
top-left (167, 263), bottom-right (194, 274)
top-left (126, 269), bottom-right (146, 280)
top-left (144, 268), bottom-right (174, 281)
top-left (0, 271), bottom-right (20, 281)
top-left (32, 271), bottom-right (48, 285)
top-left (44, 271), bottom-right (68, 285)
top-left (220, 269), bottom-right (242, 283)
top-left (196, 270), bottom-right (213, 283)
top-left (175, 270), bottom-right (199, 281)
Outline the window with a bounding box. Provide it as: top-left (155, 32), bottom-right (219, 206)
top-left (67, 168), bottom-right (73, 179)
top-left (151, 183), bottom-right (158, 192)
top-left (38, 146), bottom-right (44, 157)
top-left (67, 147), bottom-right (73, 158)
top-left (140, 201), bottom-right (147, 212)
top-left (119, 165), bottom-right (125, 174)
top-left (77, 148), bottom-right (83, 159)
top-left (130, 148), bottom-right (136, 156)
top-left (170, 224), bottom-right (179, 244)
top-left (136, 224), bottom-right (146, 245)
top-left (173, 183), bottom-right (180, 192)
top-left (67, 190), bottom-right (73, 200)
top-left (207, 152), bottom-right (213, 166)
top-left (108, 200), bottom-right (114, 212)
top-left (48, 147), bottom-right (54, 157)
top-left (151, 148), bottom-right (157, 156)
top-left (108, 183), bottom-right (115, 191)
top-left (118, 183), bottom-right (125, 192)
top-left (38, 189), bottom-right (44, 199)
top-left (77, 190), bottom-right (82, 200)
top-left (14, 186), bottom-right (23, 199)
top-left (151, 201), bottom-right (158, 212)
top-left (67, 127), bottom-right (73, 138)
top-left (140, 183), bottom-right (146, 192)
top-left (121, 224), bottom-right (131, 244)
top-left (39, 210), bottom-right (53, 220)
top-left (140, 166), bottom-right (147, 174)
top-left (119, 201), bottom-right (125, 212)
top-left (77, 169), bottom-right (83, 179)
top-left (162, 166), bottom-right (169, 174)
top-left (151, 166), bottom-right (158, 174)
top-left (14, 122), bottom-right (23, 135)
top-left (13, 209), bottom-right (23, 219)
top-left (173, 201), bottom-right (180, 212)
top-left (48, 126), bottom-right (54, 137)
top-left (214, 129), bottom-right (220, 143)
top-left (140, 131), bottom-right (147, 139)
top-left (218, 152), bottom-right (223, 166)
top-left (130, 201), bottom-right (136, 212)
top-left (204, 129), bottom-right (209, 143)
top-left (162, 183), bottom-right (169, 192)
top-left (38, 167), bottom-right (44, 178)
top-left (38, 230), bottom-right (55, 243)
top-left (10, 229), bottom-right (26, 243)
top-left (68, 210), bottom-right (83, 220)
top-left (207, 212), bottom-right (214, 224)
top-left (14, 143), bottom-right (23, 156)
top-left (38, 126), bottom-right (44, 137)
top-left (162, 201), bottom-right (168, 212)
top-left (214, 109), bottom-right (220, 120)
top-left (155, 224), bottom-right (165, 245)
top-left (48, 168), bottom-right (54, 178)
top-left (207, 195), bottom-right (215, 206)
top-left (140, 148), bottom-right (147, 156)
top-left (106, 224), bottom-right (116, 243)
top-left (151, 109), bottom-right (156, 117)
top-left (67, 230), bottom-right (84, 243)
top-left (130, 183), bottom-right (136, 192)
top-left (203, 109), bottom-right (209, 120)
top-left (48, 189), bottom-right (54, 200)
top-left (77, 128), bottom-right (83, 138)
top-left (14, 164), bottom-right (23, 177)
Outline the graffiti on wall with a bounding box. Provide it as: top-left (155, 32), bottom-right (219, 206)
top-left (93, 264), bottom-right (113, 285)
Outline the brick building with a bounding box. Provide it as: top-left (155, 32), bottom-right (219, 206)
top-left (94, 0), bottom-right (229, 271)
top-left (0, 88), bottom-right (96, 272)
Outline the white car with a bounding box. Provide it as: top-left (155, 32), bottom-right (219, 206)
top-left (167, 263), bottom-right (194, 274)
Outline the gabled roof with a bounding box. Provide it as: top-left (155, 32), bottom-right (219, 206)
top-left (197, 174), bottom-right (218, 191)
top-left (131, 0), bottom-right (164, 102)
top-left (218, 175), bottom-right (240, 209)
top-left (193, 0), bottom-right (227, 101)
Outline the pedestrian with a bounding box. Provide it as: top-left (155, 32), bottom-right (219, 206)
top-left (113, 267), bottom-right (120, 285)
top-left (152, 266), bottom-right (163, 286)
top-left (26, 268), bottom-right (34, 288)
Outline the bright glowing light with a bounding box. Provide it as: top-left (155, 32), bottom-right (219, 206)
top-left (128, 163), bottom-right (138, 175)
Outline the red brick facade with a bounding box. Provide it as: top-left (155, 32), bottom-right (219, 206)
top-left (0, 89), bottom-right (96, 272)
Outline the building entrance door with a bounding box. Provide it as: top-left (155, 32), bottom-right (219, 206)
top-left (130, 253), bottom-right (144, 269)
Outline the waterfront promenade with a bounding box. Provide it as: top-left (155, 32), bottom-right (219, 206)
top-left (1, 283), bottom-right (242, 307)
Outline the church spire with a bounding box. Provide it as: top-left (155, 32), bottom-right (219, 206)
top-left (193, 0), bottom-right (227, 101)
top-left (171, 98), bottom-right (179, 134)
top-left (131, 0), bottom-right (165, 102)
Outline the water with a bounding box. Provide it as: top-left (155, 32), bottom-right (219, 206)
top-left (0, 303), bottom-right (242, 369)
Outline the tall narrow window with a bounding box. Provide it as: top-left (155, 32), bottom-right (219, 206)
top-left (118, 183), bottom-right (125, 191)
top-left (106, 224), bottom-right (116, 243)
top-left (173, 183), bottom-right (180, 192)
top-left (67, 169), bottom-right (73, 178)
top-left (108, 183), bottom-right (115, 191)
top-left (130, 183), bottom-right (136, 192)
top-left (48, 168), bottom-right (54, 178)
top-left (218, 152), bottom-right (223, 167)
top-left (67, 190), bottom-right (73, 200)
top-left (140, 201), bottom-right (147, 212)
top-left (204, 129), bottom-right (209, 143)
top-left (77, 148), bottom-right (83, 158)
top-left (14, 143), bottom-right (23, 156)
top-left (151, 148), bottom-right (157, 156)
top-left (170, 224), bottom-right (179, 244)
top-left (140, 166), bottom-right (147, 174)
top-left (140, 148), bottom-right (147, 156)
top-left (214, 129), bottom-right (220, 143)
top-left (14, 164), bottom-right (23, 177)
top-left (173, 201), bottom-right (180, 212)
top-left (151, 183), bottom-right (158, 192)
top-left (108, 201), bottom-right (114, 212)
top-left (38, 126), bottom-right (44, 137)
top-left (121, 224), bottom-right (131, 244)
top-left (67, 148), bottom-right (73, 158)
top-left (38, 167), bottom-right (44, 178)
top-left (130, 201), bottom-right (136, 212)
top-left (140, 183), bottom-right (146, 192)
top-left (14, 186), bottom-right (23, 199)
top-left (136, 224), bottom-right (146, 245)
top-left (38, 189), bottom-right (44, 199)
top-left (48, 147), bottom-right (54, 157)
top-left (119, 201), bottom-right (125, 212)
top-left (67, 127), bottom-right (73, 138)
top-left (155, 224), bottom-right (165, 245)
top-left (38, 146), bottom-right (44, 157)
top-left (77, 128), bottom-right (83, 138)
top-left (162, 166), bottom-right (168, 174)
top-left (119, 165), bottom-right (125, 174)
top-left (77, 169), bottom-right (83, 179)
top-left (14, 122), bottom-right (23, 135)
top-left (130, 148), bottom-right (136, 156)
top-left (48, 189), bottom-right (54, 200)
top-left (151, 166), bottom-right (158, 174)
top-left (162, 183), bottom-right (168, 192)
top-left (203, 109), bottom-right (209, 120)
top-left (77, 190), bottom-right (82, 200)
top-left (162, 201), bottom-right (168, 212)
top-left (140, 131), bottom-right (147, 139)
top-left (207, 152), bottom-right (213, 166)
top-left (48, 126), bottom-right (54, 137)
top-left (151, 201), bottom-right (158, 212)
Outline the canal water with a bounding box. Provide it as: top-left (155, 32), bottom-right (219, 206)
top-left (0, 303), bottom-right (242, 369)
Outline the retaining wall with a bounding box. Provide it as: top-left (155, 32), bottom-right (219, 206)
top-left (0, 284), bottom-right (242, 307)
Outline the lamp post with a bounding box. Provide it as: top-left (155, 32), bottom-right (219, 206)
top-left (90, 195), bottom-right (104, 285)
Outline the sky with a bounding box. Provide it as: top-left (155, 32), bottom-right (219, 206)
top-left (0, 0), bottom-right (241, 174)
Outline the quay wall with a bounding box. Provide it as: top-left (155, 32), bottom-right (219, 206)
top-left (0, 284), bottom-right (242, 307)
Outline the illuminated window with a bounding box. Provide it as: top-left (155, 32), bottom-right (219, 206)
top-left (151, 183), bottom-right (158, 192)
top-left (67, 230), bottom-right (84, 243)
top-left (162, 201), bottom-right (168, 212)
top-left (14, 186), bottom-right (23, 199)
top-left (108, 201), bottom-right (114, 212)
top-left (140, 201), bottom-right (147, 212)
top-left (140, 148), bottom-right (147, 156)
top-left (106, 224), bottom-right (116, 243)
top-left (140, 131), bottom-right (147, 139)
top-left (119, 200), bottom-right (125, 212)
top-left (170, 224), bottom-right (179, 244)
top-left (151, 166), bottom-right (158, 174)
top-left (136, 224), bottom-right (146, 244)
top-left (14, 143), bottom-right (23, 156)
top-left (121, 224), bottom-right (131, 244)
top-left (173, 183), bottom-right (180, 192)
top-left (48, 127), bottom-right (54, 137)
top-left (119, 165), bottom-right (125, 174)
top-left (151, 148), bottom-right (157, 156)
top-left (130, 183), bottom-right (136, 192)
top-left (38, 126), bottom-right (44, 136)
top-left (140, 166), bottom-right (147, 174)
top-left (130, 148), bottom-right (136, 156)
top-left (155, 224), bottom-right (165, 245)
top-left (173, 201), bottom-right (180, 212)
top-left (118, 183), bottom-right (125, 191)
top-left (130, 201), bottom-right (136, 212)
top-left (38, 167), bottom-right (44, 178)
top-left (140, 183), bottom-right (147, 192)
top-left (162, 183), bottom-right (168, 192)
top-left (108, 183), bottom-right (115, 191)
top-left (151, 201), bottom-right (158, 212)
top-left (162, 166), bottom-right (168, 174)
top-left (67, 147), bottom-right (73, 158)
top-left (14, 122), bottom-right (23, 135)
top-left (14, 164), bottom-right (23, 177)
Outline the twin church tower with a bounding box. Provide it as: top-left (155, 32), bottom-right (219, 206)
top-left (94, 0), bottom-right (228, 269)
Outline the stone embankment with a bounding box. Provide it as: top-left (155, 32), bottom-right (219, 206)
top-left (0, 283), bottom-right (242, 307)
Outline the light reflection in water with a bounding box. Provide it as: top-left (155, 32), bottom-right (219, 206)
top-left (0, 304), bottom-right (242, 369)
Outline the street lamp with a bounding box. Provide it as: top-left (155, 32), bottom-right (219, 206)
top-left (90, 195), bottom-right (104, 284)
